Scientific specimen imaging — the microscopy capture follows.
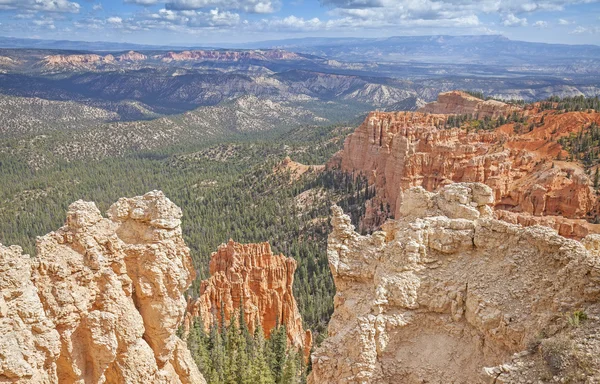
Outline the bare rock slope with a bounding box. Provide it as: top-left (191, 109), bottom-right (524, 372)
top-left (310, 183), bottom-right (600, 383)
top-left (0, 191), bottom-right (205, 384)
top-left (418, 90), bottom-right (517, 118)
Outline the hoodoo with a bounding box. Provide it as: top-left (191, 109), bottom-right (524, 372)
top-left (330, 93), bottom-right (600, 238)
top-left (187, 240), bottom-right (312, 359)
top-left (0, 191), bottom-right (206, 384)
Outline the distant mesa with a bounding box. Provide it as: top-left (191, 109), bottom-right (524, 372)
top-left (118, 50), bottom-right (147, 62)
top-left (158, 49), bottom-right (304, 63)
top-left (418, 90), bottom-right (518, 118)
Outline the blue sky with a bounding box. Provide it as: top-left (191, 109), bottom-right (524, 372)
top-left (0, 0), bottom-right (598, 45)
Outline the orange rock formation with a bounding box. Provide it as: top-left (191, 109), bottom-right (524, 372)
top-left (331, 97), bottom-right (600, 238)
top-left (187, 240), bottom-right (312, 358)
top-left (0, 191), bottom-right (206, 384)
top-left (159, 49), bottom-right (303, 63)
top-left (418, 90), bottom-right (518, 118)
top-left (118, 50), bottom-right (147, 62)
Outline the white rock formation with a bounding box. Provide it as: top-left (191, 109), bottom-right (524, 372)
top-left (310, 183), bottom-right (600, 383)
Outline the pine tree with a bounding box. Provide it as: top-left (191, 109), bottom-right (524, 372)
top-left (251, 322), bottom-right (275, 384)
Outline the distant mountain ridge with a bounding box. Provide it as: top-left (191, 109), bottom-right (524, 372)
top-left (1, 35), bottom-right (599, 66)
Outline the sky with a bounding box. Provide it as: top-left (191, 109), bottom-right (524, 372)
top-left (0, 0), bottom-right (598, 46)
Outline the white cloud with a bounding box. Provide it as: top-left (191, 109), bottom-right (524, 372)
top-left (128, 8), bottom-right (242, 31)
top-left (0, 0), bottom-right (80, 13)
top-left (533, 20), bottom-right (548, 28)
top-left (502, 13), bottom-right (527, 27)
top-left (165, 0), bottom-right (280, 14)
top-left (107, 16), bottom-right (123, 24)
top-left (558, 18), bottom-right (571, 25)
top-left (32, 18), bottom-right (56, 29)
top-left (569, 25), bottom-right (600, 34)
top-left (124, 0), bottom-right (160, 5)
top-left (321, 0), bottom-right (599, 15)
top-left (92, 3), bottom-right (103, 11)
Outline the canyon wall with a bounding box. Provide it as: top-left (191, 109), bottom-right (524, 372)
top-left (332, 106), bottom-right (600, 238)
top-left (187, 240), bottom-right (312, 358)
top-left (309, 183), bottom-right (600, 383)
top-left (0, 191), bottom-right (205, 384)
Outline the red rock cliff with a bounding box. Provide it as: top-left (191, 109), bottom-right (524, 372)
top-left (332, 103), bottom-right (600, 238)
top-left (188, 240), bottom-right (312, 357)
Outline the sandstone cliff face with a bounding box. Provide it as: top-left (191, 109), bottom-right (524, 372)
top-left (188, 240), bottom-right (312, 357)
top-left (0, 191), bottom-right (205, 384)
top-left (333, 109), bottom-right (600, 238)
top-left (418, 90), bottom-right (517, 118)
top-left (309, 183), bottom-right (600, 383)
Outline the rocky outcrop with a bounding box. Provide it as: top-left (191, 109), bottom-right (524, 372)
top-left (418, 90), bottom-right (517, 118)
top-left (332, 107), bottom-right (600, 238)
top-left (309, 183), bottom-right (600, 383)
top-left (187, 240), bottom-right (312, 358)
top-left (118, 51), bottom-right (147, 62)
top-left (159, 49), bottom-right (304, 63)
top-left (273, 156), bottom-right (325, 182)
top-left (0, 245), bottom-right (60, 383)
top-left (42, 54), bottom-right (116, 71)
top-left (0, 191), bottom-right (205, 384)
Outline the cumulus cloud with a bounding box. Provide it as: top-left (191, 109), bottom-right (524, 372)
top-left (558, 18), bottom-right (571, 25)
top-left (321, 0), bottom-right (598, 15)
top-left (533, 20), bottom-right (548, 28)
top-left (92, 3), bottom-right (103, 11)
top-left (107, 16), bottom-right (123, 24)
top-left (113, 7), bottom-right (242, 32)
top-left (0, 0), bottom-right (80, 13)
top-left (502, 13), bottom-right (528, 26)
top-left (165, 0), bottom-right (280, 13)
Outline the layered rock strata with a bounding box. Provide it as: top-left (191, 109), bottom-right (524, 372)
top-left (418, 90), bottom-right (517, 118)
top-left (0, 191), bottom-right (205, 384)
top-left (187, 240), bottom-right (312, 358)
top-left (309, 183), bottom-right (600, 383)
top-left (331, 108), bottom-right (600, 238)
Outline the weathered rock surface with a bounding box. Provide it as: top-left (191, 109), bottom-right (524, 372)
top-left (418, 90), bottom-right (517, 118)
top-left (309, 183), bottom-right (600, 383)
top-left (332, 106), bottom-right (600, 238)
top-left (188, 240), bottom-right (312, 358)
top-left (0, 191), bottom-right (205, 384)
top-left (0, 245), bottom-right (60, 383)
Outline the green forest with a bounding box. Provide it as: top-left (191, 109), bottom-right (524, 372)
top-left (0, 121), bottom-right (373, 382)
top-left (186, 309), bottom-right (307, 384)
